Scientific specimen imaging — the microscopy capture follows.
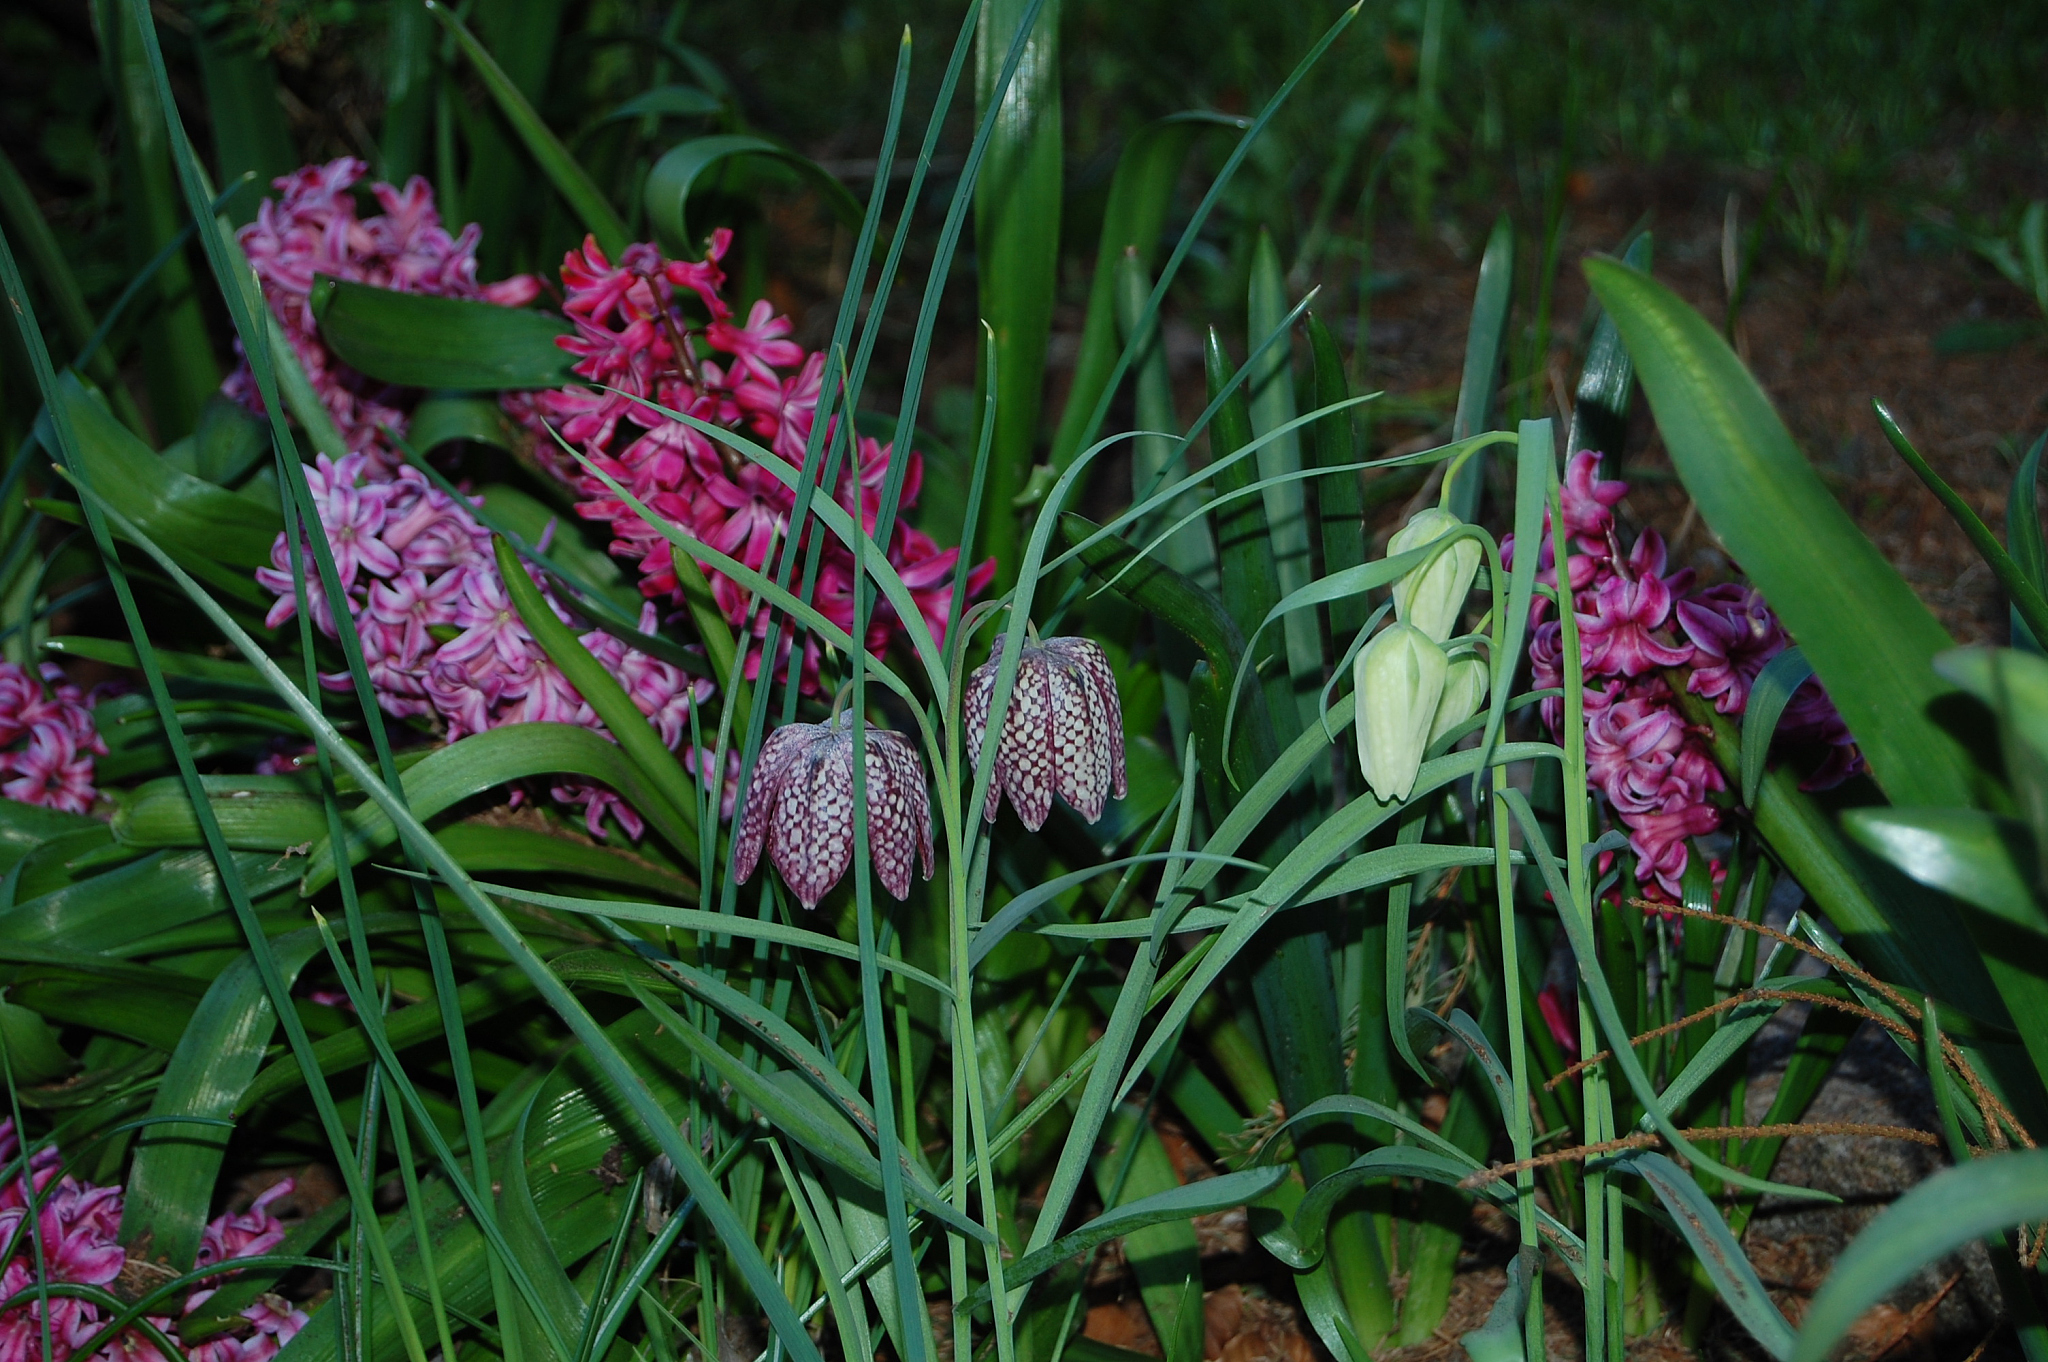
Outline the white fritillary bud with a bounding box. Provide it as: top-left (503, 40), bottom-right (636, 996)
top-left (964, 635), bottom-right (1127, 830)
top-left (1354, 622), bottom-right (1447, 803)
top-left (733, 715), bottom-right (934, 909)
top-left (1388, 507), bottom-right (1481, 644)
top-left (1427, 649), bottom-right (1490, 747)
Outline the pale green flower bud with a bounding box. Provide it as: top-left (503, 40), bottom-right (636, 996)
top-left (1388, 507), bottom-right (1481, 643)
top-left (1428, 650), bottom-right (1491, 747)
top-left (1354, 623), bottom-right (1448, 802)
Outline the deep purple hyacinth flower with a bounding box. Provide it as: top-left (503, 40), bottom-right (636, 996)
top-left (734, 715), bottom-right (934, 909)
top-left (963, 636), bottom-right (1127, 831)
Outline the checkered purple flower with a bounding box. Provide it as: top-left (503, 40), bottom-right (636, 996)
top-left (734, 715), bottom-right (934, 909)
top-left (963, 636), bottom-right (1127, 831)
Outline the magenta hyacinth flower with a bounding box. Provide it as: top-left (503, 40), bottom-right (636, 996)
top-left (0, 663), bottom-right (105, 815)
top-left (1573, 529), bottom-right (1695, 677)
top-left (1675, 583), bottom-right (1789, 716)
top-left (963, 636), bottom-right (1127, 831)
top-left (734, 715), bottom-right (935, 909)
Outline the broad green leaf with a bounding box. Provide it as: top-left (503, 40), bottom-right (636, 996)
top-left (1247, 227), bottom-right (1319, 712)
top-left (1307, 311), bottom-right (1366, 635)
top-left (598, 84), bottom-right (721, 123)
top-left (1585, 258), bottom-right (1979, 809)
top-left (1742, 647), bottom-right (1814, 806)
top-left (500, 1095), bottom-right (591, 1361)
top-left (45, 371), bottom-right (280, 568)
top-left (0, 801), bottom-right (101, 874)
top-left (238, 964), bottom-right (537, 1112)
top-left (2009, 432), bottom-right (2046, 653)
top-left (1445, 215), bottom-right (1512, 520)
top-left (0, 848), bottom-right (301, 953)
top-left (1791, 1149), bottom-right (2048, 1362)
top-left (311, 278), bottom-right (571, 391)
top-left (121, 925), bottom-right (329, 1268)
top-left (1460, 1247), bottom-right (1537, 1362)
top-left (113, 773), bottom-right (329, 849)
top-left (0, 1001), bottom-right (74, 1084)
top-left (1937, 646), bottom-right (2048, 764)
top-left (300, 721), bottom-right (698, 892)
top-left (409, 394), bottom-right (520, 454)
top-left (1047, 113), bottom-right (1232, 471)
top-left (1061, 512), bottom-right (1240, 675)
top-left (1563, 231), bottom-right (1651, 459)
top-left (644, 135), bottom-right (862, 256)
top-left (41, 637), bottom-right (281, 691)
top-left (971, 0), bottom-right (1063, 586)
top-left (1843, 807), bottom-right (2043, 934)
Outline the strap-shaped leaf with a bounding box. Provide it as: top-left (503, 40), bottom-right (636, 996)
top-left (1842, 807), bottom-right (2045, 933)
top-left (644, 135), bottom-right (861, 255)
top-left (1586, 257), bottom-right (1979, 809)
top-left (1445, 215), bottom-right (1513, 520)
top-left (299, 722), bottom-right (697, 892)
top-left (311, 277), bottom-right (571, 390)
top-left (45, 371), bottom-right (279, 567)
top-left (2008, 431), bottom-right (2046, 652)
top-left (965, 1166), bottom-right (1288, 1310)
top-left (1618, 1151), bottom-right (1795, 1358)
top-left (1741, 646), bottom-right (1814, 805)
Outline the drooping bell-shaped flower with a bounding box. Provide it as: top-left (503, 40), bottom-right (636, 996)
top-left (1427, 649), bottom-right (1491, 747)
top-left (734, 715), bottom-right (935, 909)
top-left (964, 635), bottom-right (1127, 830)
top-left (1354, 623), bottom-right (1447, 803)
top-left (1388, 508), bottom-right (1482, 644)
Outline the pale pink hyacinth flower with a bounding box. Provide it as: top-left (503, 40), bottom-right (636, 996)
top-left (226, 159), bottom-right (539, 471)
top-left (734, 715), bottom-right (934, 909)
top-left (0, 664), bottom-right (105, 815)
top-left (253, 451), bottom-right (712, 838)
top-left (0, 1122), bottom-right (308, 1362)
top-left (963, 636), bottom-right (1127, 831)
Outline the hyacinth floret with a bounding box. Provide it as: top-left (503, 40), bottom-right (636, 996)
top-left (963, 635), bottom-right (1128, 831)
top-left (0, 1121), bottom-right (308, 1362)
top-left (254, 451), bottom-right (710, 838)
top-left (0, 664), bottom-right (105, 814)
top-left (516, 232), bottom-right (992, 692)
top-left (226, 159), bottom-right (539, 472)
top-left (1504, 450), bottom-right (1862, 896)
top-left (733, 714), bottom-right (935, 909)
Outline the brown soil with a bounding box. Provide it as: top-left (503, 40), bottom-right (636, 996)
top-left (1349, 165), bottom-right (2048, 641)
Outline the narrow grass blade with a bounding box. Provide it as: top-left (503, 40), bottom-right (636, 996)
top-left (423, 0), bottom-right (629, 256)
top-left (1614, 1151), bottom-right (1794, 1359)
top-left (1247, 228), bottom-right (1320, 712)
top-left (1875, 402), bottom-right (2048, 648)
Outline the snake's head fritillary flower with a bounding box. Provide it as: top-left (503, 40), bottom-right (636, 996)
top-left (1354, 623), bottom-right (1448, 803)
top-left (1388, 508), bottom-right (1482, 644)
top-left (734, 715), bottom-right (934, 909)
top-left (964, 636), bottom-right (1127, 831)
